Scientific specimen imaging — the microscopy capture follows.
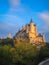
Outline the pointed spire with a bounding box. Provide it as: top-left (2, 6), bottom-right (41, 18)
top-left (30, 19), bottom-right (33, 23)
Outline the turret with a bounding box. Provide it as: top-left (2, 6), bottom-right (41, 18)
top-left (34, 24), bottom-right (38, 36)
top-left (7, 34), bottom-right (12, 39)
top-left (22, 26), bottom-right (26, 31)
top-left (26, 24), bottom-right (28, 33)
top-left (42, 33), bottom-right (45, 42)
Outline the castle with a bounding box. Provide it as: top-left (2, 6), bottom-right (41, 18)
top-left (14, 19), bottom-right (45, 43)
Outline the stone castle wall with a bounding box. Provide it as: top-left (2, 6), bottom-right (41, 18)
top-left (22, 20), bottom-right (45, 43)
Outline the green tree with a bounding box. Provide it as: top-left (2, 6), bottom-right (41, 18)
top-left (15, 43), bottom-right (38, 65)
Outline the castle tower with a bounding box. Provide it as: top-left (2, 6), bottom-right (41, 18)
top-left (7, 34), bottom-right (12, 39)
top-left (34, 24), bottom-right (38, 36)
top-left (30, 19), bottom-right (36, 34)
top-left (14, 19), bottom-right (45, 44)
top-left (42, 33), bottom-right (45, 42)
top-left (22, 26), bottom-right (26, 31)
top-left (29, 19), bottom-right (36, 42)
top-left (26, 24), bottom-right (28, 33)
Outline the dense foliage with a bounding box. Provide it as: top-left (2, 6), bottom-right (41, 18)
top-left (0, 39), bottom-right (49, 65)
top-left (0, 43), bottom-right (38, 65)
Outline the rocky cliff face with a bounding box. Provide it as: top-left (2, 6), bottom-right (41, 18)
top-left (14, 30), bottom-right (29, 42)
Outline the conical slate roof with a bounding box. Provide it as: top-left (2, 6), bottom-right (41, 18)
top-left (30, 19), bottom-right (33, 23)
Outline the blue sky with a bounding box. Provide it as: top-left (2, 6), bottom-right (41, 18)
top-left (0, 0), bottom-right (49, 42)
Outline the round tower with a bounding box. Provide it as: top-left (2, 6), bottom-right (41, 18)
top-left (7, 34), bottom-right (12, 39)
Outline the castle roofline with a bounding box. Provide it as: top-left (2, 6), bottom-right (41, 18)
top-left (38, 33), bottom-right (43, 37)
top-left (34, 24), bottom-right (36, 26)
top-left (28, 24), bottom-right (30, 26)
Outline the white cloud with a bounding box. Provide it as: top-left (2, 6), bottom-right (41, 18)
top-left (9, 0), bottom-right (20, 7)
top-left (39, 11), bottom-right (49, 20)
top-left (10, 7), bottom-right (25, 13)
top-left (38, 11), bottom-right (49, 32)
top-left (8, 0), bottom-right (25, 13)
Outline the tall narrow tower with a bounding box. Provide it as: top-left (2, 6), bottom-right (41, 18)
top-left (42, 33), bottom-right (45, 42)
top-left (30, 19), bottom-right (36, 33)
top-left (34, 24), bottom-right (38, 36)
top-left (29, 19), bottom-right (37, 41)
top-left (26, 24), bottom-right (28, 33)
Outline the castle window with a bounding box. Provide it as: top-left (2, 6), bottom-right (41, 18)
top-left (30, 37), bottom-right (32, 38)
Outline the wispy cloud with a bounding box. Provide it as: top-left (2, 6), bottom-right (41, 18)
top-left (0, 22), bottom-right (21, 38)
top-left (10, 7), bottom-right (25, 13)
top-left (38, 11), bottom-right (49, 32)
top-left (39, 11), bottom-right (49, 20)
top-left (9, 0), bottom-right (20, 7)
top-left (0, 14), bottom-right (25, 38)
top-left (0, 23), bottom-right (19, 38)
top-left (0, 14), bottom-right (24, 25)
top-left (9, 0), bottom-right (22, 12)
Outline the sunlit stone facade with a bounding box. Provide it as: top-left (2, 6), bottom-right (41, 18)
top-left (15, 19), bottom-right (45, 43)
top-left (22, 19), bottom-right (45, 43)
